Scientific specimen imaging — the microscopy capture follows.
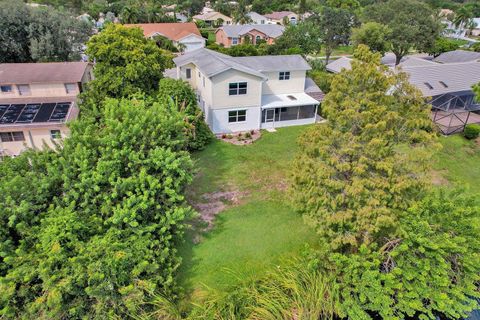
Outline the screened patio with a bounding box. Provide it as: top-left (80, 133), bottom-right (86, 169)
top-left (429, 91), bottom-right (480, 135)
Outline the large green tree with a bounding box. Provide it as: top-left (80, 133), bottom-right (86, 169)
top-left (0, 1), bottom-right (91, 63)
top-left (351, 22), bottom-right (391, 55)
top-left (85, 23), bottom-right (167, 98)
top-left (0, 98), bottom-right (194, 318)
top-left (292, 45), bottom-right (437, 252)
top-left (330, 190), bottom-right (480, 319)
top-left (364, 0), bottom-right (442, 65)
top-left (270, 21), bottom-right (323, 56)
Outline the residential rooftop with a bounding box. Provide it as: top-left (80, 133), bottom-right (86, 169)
top-left (0, 62), bottom-right (90, 84)
top-left (216, 24), bottom-right (285, 38)
top-left (264, 11), bottom-right (295, 20)
top-left (124, 22), bottom-right (201, 40)
top-left (173, 48), bottom-right (310, 79)
top-left (433, 50), bottom-right (480, 64)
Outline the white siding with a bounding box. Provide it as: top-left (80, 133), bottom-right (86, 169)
top-left (211, 106), bottom-right (261, 133)
top-left (210, 69), bottom-right (263, 109)
top-left (262, 70), bottom-right (306, 95)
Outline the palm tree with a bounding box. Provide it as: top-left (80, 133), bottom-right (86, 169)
top-left (232, 0), bottom-right (253, 25)
top-left (453, 6), bottom-right (474, 37)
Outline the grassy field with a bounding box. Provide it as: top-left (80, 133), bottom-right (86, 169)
top-left (178, 126), bottom-right (318, 292)
top-left (178, 126), bottom-right (480, 294)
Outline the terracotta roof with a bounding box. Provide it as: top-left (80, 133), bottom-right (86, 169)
top-left (125, 22), bottom-right (202, 40)
top-left (0, 62), bottom-right (90, 84)
top-left (264, 11), bottom-right (296, 20)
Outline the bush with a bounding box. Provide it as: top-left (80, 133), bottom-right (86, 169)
top-left (464, 124), bottom-right (480, 139)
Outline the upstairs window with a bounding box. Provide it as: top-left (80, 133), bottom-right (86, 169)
top-left (279, 71), bottom-right (290, 80)
top-left (0, 131), bottom-right (25, 142)
top-left (17, 84), bottom-right (31, 96)
top-left (64, 83), bottom-right (77, 94)
top-left (0, 85), bottom-right (12, 93)
top-left (229, 82), bottom-right (247, 95)
top-left (186, 68), bottom-right (191, 79)
top-left (228, 110), bottom-right (247, 123)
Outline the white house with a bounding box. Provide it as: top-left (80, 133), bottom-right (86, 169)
top-left (170, 48), bottom-right (322, 134)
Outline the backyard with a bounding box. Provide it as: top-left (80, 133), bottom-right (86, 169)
top-left (178, 125), bottom-right (480, 295)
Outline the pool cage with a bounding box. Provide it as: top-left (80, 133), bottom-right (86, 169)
top-left (430, 90), bottom-right (480, 135)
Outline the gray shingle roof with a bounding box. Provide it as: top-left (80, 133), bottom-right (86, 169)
top-left (433, 50), bottom-right (480, 64)
top-left (217, 24), bottom-right (284, 38)
top-left (173, 48), bottom-right (310, 78)
top-left (401, 61), bottom-right (480, 96)
top-left (247, 12), bottom-right (267, 22)
top-left (325, 57), bottom-right (352, 73)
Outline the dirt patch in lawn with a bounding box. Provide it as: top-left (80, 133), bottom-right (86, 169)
top-left (431, 170), bottom-right (449, 186)
top-left (191, 189), bottom-right (249, 242)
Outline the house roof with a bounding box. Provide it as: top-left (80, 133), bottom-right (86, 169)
top-left (433, 50), bottom-right (480, 64)
top-left (325, 56), bottom-right (353, 73)
top-left (261, 92), bottom-right (319, 109)
top-left (233, 55), bottom-right (311, 72)
top-left (304, 77), bottom-right (325, 102)
top-left (193, 11), bottom-right (231, 21)
top-left (264, 11), bottom-right (296, 20)
top-left (217, 24), bottom-right (285, 38)
top-left (401, 61), bottom-right (480, 96)
top-left (247, 12), bottom-right (267, 22)
top-left (173, 48), bottom-right (310, 79)
top-left (124, 22), bottom-right (201, 40)
top-left (0, 62), bottom-right (90, 84)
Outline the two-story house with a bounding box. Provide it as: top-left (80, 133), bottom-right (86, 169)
top-left (170, 48), bottom-right (322, 134)
top-left (0, 62), bottom-right (93, 156)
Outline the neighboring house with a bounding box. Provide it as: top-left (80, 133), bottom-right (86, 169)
top-left (169, 48), bottom-right (322, 133)
top-left (215, 24), bottom-right (285, 47)
top-left (246, 12), bottom-right (267, 25)
top-left (326, 52), bottom-right (480, 135)
top-left (433, 50), bottom-right (480, 64)
top-left (264, 11), bottom-right (298, 25)
top-left (124, 22), bottom-right (205, 52)
top-left (0, 62), bottom-right (93, 157)
top-left (193, 11), bottom-right (233, 26)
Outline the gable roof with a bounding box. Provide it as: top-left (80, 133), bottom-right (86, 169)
top-left (173, 48), bottom-right (310, 79)
top-left (326, 56), bottom-right (353, 73)
top-left (264, 11), bottom-right (296, 20)
top-left (216, 24), bottom-right (285, 38)
top-left (0, 62), bottom-right (90, 84)
top-left (124, 22), bottom-right (201, 41)
top-left (247, 12), bottom-right (267, 22)
top-left (433, 50), bottom-right (480, 64)
top-left (193, 11), bottom-right (231, 21)
top-left (401, 61), bottom-right (480, 96)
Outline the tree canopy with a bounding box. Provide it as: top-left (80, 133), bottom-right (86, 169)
top-left (292, 45), bottom-right (437, 252)
top-left (363, 0), bottom-right (442, 65)
top-left (351, 22), bottom-right (391, 55)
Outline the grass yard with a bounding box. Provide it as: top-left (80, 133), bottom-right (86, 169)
top-left (178, 125), bottom-right (480, 295)
top-left (178, 126), bottom-right (318, 292)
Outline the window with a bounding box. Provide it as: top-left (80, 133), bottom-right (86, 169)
top-left (228, 110), bottom-right (246, 123)
top-left (0, 85), bottom-right (12, 93)
top-left (0, 131), bottom-right (25, 142)
top-left (229, 82), bottom-right (247, 95)
top-left (232, 37), bottom-right (239, 45)
top-left (17, 84), bottom-right (31, 96)
top-left (260, 20), bottom-right (265, 24)
top-left (186, 68), bottom-right (191, 79)
top-left (50, 130), bottom-right (61, 139)
top-left (203, 76), bottom-right (205, 87)
top-left (255, 35), bottom-right (261, 43)
top-left (198, 71), bottom-right (201, 78)
top-left (64, 83), bottom-right (77, 94)
top-left (279, 71), bottom-right (290, 80)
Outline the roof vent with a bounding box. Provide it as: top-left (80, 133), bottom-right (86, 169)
top-left (439, 81), bottom-right (448, 88)
top-left (424, 82), bottom-right (434, 90)
top-left (287, 95), bottom-right (297, 101)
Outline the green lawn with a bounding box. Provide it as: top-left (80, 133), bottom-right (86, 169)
top-left (178, 126), bottom-right (318, 292)
top-left (178, 126), bottom-right (480, 294)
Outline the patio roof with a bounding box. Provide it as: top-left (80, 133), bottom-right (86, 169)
top-left (261, 93), bottom-right (319, 109)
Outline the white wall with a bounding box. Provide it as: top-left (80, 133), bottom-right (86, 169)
top-left (211, 106), bottom-right (261, 133)
top-left (179, 34), bottom-right (206, 52)
top-left (210, 69), bottom-right (263, 109)
top-left (262, 70), bottom-right (306, 95)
